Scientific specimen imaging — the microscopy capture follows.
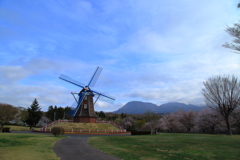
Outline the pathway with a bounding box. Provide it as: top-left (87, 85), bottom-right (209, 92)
top-left (52, 136), bottom-right (121, 160)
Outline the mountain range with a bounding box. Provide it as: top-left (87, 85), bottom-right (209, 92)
top-left (113, 101), bottom-right (206, 114)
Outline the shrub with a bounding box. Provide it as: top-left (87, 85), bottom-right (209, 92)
top-left (131, 130), bottom-right (151, 135)
top-left (2, 127), bottom-right (10, 133)
top-left (51, 127), bottom-right (64, 136)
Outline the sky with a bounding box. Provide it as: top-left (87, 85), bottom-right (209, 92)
top-left (1, 0), bottom-right (240, 112)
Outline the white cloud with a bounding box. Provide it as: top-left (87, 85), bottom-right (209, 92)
top-left (1, 0), bottom-right (240, 112)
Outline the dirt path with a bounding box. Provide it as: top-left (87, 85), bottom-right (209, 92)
top-left (52, 136), bottom-right (121, 160)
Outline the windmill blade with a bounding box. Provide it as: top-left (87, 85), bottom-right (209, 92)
top-left (67, 106), bottom-right (76, 116)
top-left (88, 66), bottom-right (103, 88)
top-left (59, 74), bottom-right (85, 89)
top-left (90, 89), bottom-right (115, 104)
top-left (72, 91), bottom-right (86, 116)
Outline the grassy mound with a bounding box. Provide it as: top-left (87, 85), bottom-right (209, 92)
top-left (4, 125), bottom-right (37, 131)
top-left (49, 122), bottom-right (118, 131)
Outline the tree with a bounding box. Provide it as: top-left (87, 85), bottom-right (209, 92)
top-left (194, 108), bottom-right (222, 134)
top-left (134, 119), bottom-right (145, 130)
top-left (177, 110), bottom-right (197, 133)
top-left (0, 103), bottom-right (18, 132)
top-left (15, 107), bottom-right (28, 125)
top-left (25, 98), bottom-right (43, 129)
top-left (202, 75), bottom-right (240, 135)
top-left (121, 117), bottom-right (135, 131)
top-left (223, 21), bottom-right (240, 53)
top-left (159, 112), bottom-right (183, 133)
top-left (144, 111), bottom-right (160, 134)
top-left (46, 105), bottom-right (55, 121)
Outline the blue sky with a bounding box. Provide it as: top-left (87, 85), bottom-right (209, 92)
top-left (1, 0), bottom-right (240, 112)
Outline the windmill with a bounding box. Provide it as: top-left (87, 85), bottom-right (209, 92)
top-left (59, 66), bottom-right (115, 123)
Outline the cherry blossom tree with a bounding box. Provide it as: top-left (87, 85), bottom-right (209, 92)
top-left (159, 112), bottom-right (183, 133)
top-left (194, 108), bottom-right (222, 133)
top-left (177, 110), bottom-right (197, 133)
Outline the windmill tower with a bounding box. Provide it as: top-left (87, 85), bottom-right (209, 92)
top-left (59, 66), bottom-right (115, 123)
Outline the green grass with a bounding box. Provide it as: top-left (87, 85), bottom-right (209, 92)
top-left (4, 125), bottom-right (38, 131)
top-left (0, 133), bottom-right (63, 160)
top-left (88, 133), bottom-right (240, 160)
top-left (50, 122), bottom-right (118, 130)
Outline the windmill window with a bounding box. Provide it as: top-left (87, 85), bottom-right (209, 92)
top-left (84, 104), bottom-right (87, 109)
top-left (84, 96), bottom-right (87, 100)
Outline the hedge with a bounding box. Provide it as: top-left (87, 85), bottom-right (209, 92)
top-left (131, 130), bottom-right (151, 135)
top-left (2, 127), bottom-right (10, 133)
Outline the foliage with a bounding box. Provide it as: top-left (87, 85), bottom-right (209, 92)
top-left (202, 75), bottom-right (240, 135)
top-left (46, 105), bottom-right (71, 121)
top-left (144, 110), bottom-right (160, 134)
top-left (89, 133), bottom-right (240, 160)
top-left (134, 119), bottom-right (145, 130)
top-left (0, 103), bottom-right (18, 132)
top-left (25, 98), bottom-right (43, 129)
top-left (0, 133), bottom-right (62, 160)
top-left (51, 127), bottom-right (64, 136)
top-left (15, 107), bottom-right (28, 125)
top-left (95, 111), bottom-right (106, 120)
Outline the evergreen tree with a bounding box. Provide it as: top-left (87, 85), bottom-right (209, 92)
top-left (25, 98), bottom-right (42, 129)
top-left (46, 105), bottom-right (55, 121)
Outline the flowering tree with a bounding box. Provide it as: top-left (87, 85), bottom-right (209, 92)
top-left (159, 112), bottom-right (183, 133)
top-left (177, 110), bottom-right (197, 133)
top-left (121, 117), bottom-right (135, 131)
top-left (194, 108), bottom-right (222, 133)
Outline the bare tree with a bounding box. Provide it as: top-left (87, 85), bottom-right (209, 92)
top-left (0, 103), bottom-right (18, 132)
top-left (202, 75), bottom-right (240, 135)
top-left (223, 21), bottom-right (240, 53)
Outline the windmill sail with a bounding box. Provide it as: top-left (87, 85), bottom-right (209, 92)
top-left (59, 74), bottom-right (85, 89)
top-left (88, 66), bottom-right (103, 87)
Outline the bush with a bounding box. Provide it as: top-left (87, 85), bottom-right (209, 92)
top-left (131, 130), bottom-right (151, 135)
top-left (2, 127), bottom-right (10, 133)
top-left (51, 127), bottom-right (64, 136)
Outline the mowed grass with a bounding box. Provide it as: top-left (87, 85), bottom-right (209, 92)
top-left (88, 133), bottom-right (240, 160)
top-left (0, 133), bottom-right (63, 160)
top-left (50, 122), bottom-right (118, 130)
top-left (4, 125), bottom-right (38, 131)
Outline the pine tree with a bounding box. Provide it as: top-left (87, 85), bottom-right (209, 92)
top-left (25, 98), bottom-right (42, 129)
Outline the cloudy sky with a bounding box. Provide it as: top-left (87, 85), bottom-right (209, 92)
top-left (1, 0), bottom-right (240, 112)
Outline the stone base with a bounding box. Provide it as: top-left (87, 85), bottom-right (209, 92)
top-left (73, 117), bottom-right (96, 123)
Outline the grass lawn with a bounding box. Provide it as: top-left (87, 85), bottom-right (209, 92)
top-left (88, 133), bottom-right (240, 160)
top-left (0, 133), bottom-right (63, 160)
top-left (50, 122), bottom-right (118, 130)
top-left (4, 125), bottom-right (38, 131)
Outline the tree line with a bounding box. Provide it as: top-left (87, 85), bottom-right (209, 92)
top-left (1, 75), bottom-right (240, 135)
top-left (0, 98), bottom-right (72, 131)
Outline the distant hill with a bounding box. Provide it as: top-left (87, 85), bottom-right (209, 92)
top-left (113, 101), bottom-right (205, 114)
